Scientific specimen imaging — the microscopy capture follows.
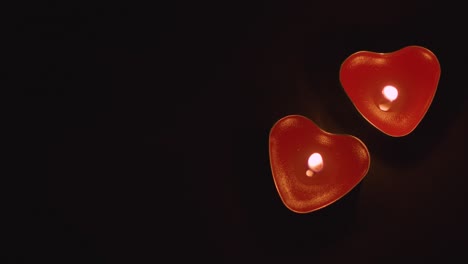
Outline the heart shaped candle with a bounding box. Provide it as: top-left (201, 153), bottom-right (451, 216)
top-left (269, 115), bottom-right (370, 213)
top-left (340, 45), bottom-right (441, 137)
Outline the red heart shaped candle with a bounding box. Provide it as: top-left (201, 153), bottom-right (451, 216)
top-left (340, 45), bottom-right (441, 137)
top-left (269, 115), bottom-right (370, 213)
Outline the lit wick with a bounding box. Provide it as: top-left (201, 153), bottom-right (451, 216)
top-left (306, 152), bottom-right (323, 177)
top-left (379, 85), bottom-right (399, 111)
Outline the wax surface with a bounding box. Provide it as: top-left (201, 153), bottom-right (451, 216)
top-left (340, 46), bottom-right (441, 137)
top-left (269, 115), bottom-right (370, 213)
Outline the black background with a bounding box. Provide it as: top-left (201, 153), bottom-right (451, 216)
top-left (9, 1), bottom-right (467, 263)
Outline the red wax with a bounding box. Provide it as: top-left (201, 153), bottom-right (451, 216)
top-left (269, 115), bottom-right (370, 213)
top-left (340, 46), bottom-right (441, 137)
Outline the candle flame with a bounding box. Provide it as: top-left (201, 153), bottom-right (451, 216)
top-left (382, 85), bottom-right (398, 102)
top-left (306, 153), bottom-right (323, 177)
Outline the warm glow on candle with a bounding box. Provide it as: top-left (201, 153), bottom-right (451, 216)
top-left (270, 115), bottom-right (371, 213)
top-left (340, 46), bottom-right (440, 137)
top-left (306, 153), bottom-right (323, 177)
top-left (382, 85), bottom-right (398, 101)
top-left (378, 85), bottom-right (399, 111)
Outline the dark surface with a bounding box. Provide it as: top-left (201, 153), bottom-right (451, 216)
top-left (9, 1), bottom-right (468, 263)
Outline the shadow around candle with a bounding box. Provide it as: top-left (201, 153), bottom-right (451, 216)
top-left (264, 183), bottom-right (363, 256)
